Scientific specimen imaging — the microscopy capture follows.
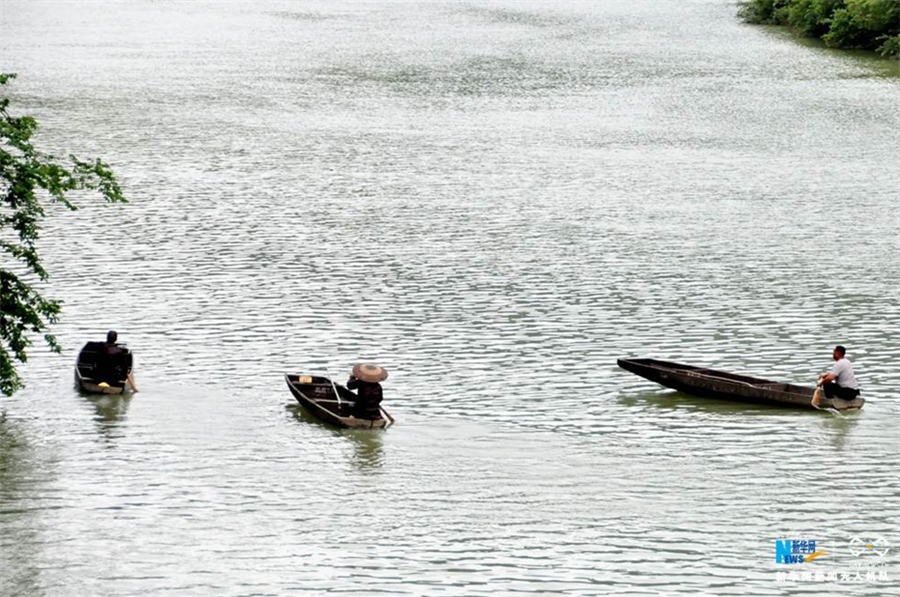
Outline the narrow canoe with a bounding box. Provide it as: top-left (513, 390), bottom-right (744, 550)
top-left (284, 374), bottom-right (388, 429)
top-left (74, 341), bottom-right (134, 395)
top-left (617, 358), bottom-right (864, 411)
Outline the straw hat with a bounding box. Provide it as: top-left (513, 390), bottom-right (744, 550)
top-left (352, 363), bottom-right (388, 383)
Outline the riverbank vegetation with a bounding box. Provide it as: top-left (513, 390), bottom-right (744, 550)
top-left (1, 73), bottom-right (125, 396)
top-left (738, 0), bottom-right (900, 58)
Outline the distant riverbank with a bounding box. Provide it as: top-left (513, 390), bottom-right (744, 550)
top-left (739, 0), bottom-right (900, 58)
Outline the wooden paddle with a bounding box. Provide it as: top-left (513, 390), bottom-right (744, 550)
top-left (380, 406), bottom-right (395, 426)
top-left (126, 371), bottom-right (139, 393)
top-left (812, 376), bottom-right (844, 418)
top-left (324, 369), bottom-right (343, 414)
top-left (812, 379), bottom-right (823, 409)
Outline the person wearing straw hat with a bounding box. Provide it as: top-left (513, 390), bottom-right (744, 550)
top-left (347, 363), bottom-right (387, 419)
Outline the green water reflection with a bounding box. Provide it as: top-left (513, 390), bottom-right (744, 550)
top-left (0, 414), bottom-right (47, 597)
top-left (286, 404), bottom-right (385, 470)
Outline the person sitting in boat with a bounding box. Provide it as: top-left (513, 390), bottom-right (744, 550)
top-left (347, 363), bottom-right (387, 419)
top-left (104, 330), bottom-right (139, 392)
top-left (814, 345), bottom-right (859, 406)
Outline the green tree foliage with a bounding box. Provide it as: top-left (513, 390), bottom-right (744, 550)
top-left (1, 73), bottom-right (126, 396)
top-left (784, 0), bottom-right (845, 37)
top-left (738, 0), bottom-right (785, 24)
top-left (738, 0), bottom-right (900, 57)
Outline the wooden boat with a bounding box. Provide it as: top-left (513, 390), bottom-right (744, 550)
top-left (284, 374), bottom-right (388, 429)
top-left (617, 358), bottom-right (864, 411)
top-left (74, 342), bottom-right (134, 395)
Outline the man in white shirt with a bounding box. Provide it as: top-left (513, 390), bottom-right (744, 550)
top-left (815, 345), bottom-right (860, 405)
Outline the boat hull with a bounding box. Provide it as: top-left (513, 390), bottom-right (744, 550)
top-left (75, 370), bottom-right (126, 395)
top-left (74, 342), bottom-right (132, 395)
top-left (618, 358), bottom-right (864, 411)
top-left (284, 374), bottom-right (387, 429)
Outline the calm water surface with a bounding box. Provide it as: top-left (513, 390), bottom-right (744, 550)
top-left (1, 2), bottom-right (898, 596)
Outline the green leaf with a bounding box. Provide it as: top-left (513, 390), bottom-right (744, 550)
top-left (1, 73), bottom-right (127, 396)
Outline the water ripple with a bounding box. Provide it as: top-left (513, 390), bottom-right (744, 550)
top-left (2, 1), bottom-right (898, 596)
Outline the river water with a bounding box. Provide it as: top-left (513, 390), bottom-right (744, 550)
top-left (1, 2), bottom-right (898, 596)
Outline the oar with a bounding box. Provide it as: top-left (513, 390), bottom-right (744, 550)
top-left (811, 382), bottom-right (823, 409)
top-left (380, 405), bottom-right (395, 427)
top-left (324, 368), bottom-right (343, 414)
top-left (812, 380), bottom-right (844, 418)
top-left (126, 371), bottom-right (139, 393)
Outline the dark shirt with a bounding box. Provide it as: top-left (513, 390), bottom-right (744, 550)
top-left (100, 342), bottom-right (130, 382)
top-left (346, 378), bottom-right (383, 418)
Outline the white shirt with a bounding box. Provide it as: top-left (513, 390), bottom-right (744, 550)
top-left (830, 358), bottom-right (860, 390)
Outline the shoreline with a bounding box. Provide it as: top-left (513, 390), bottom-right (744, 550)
top-left (757, 23), bottom-right (900, 76)
top-left (738, 0), bottom-right (900, 61)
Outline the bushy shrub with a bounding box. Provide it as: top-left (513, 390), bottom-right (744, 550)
top-left (740, 0), bottom-right (900, 56)
top-left (822, 7), bottom-right (864, 46)
top-left (782, 0), bottom-right (845, 36)
top-left (738, 0), bottom-right (787, 24)
top-left (846, 0), bottom-right (900, 31)
top-left (876, 33), bottom-right (900, 56)
top-left (823, 0), bottom-right (900, 49)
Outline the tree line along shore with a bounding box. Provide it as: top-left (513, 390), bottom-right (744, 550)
top-left (739, 0), bottom-right (900, 58)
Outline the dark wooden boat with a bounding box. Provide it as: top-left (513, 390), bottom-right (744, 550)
top-left (617, 358), bottom-right (864, 411)
top-left (284, 374), bottom-right (388, 429)
top-left (75, 342), bottom-right (134, 395)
